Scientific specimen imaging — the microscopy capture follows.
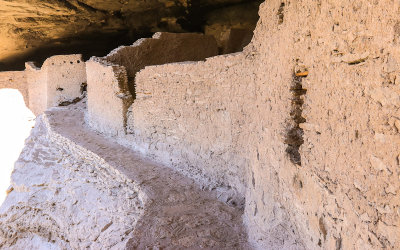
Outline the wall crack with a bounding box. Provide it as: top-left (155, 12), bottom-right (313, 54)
top-left (285, 72), bottom-right (307, 165)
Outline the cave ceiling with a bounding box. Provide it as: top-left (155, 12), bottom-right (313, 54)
top-left (0, 0), bottom-right (261, 70)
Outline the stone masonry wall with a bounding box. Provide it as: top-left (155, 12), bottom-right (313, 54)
top-left (0, 71), bottom-right (28, 106)
top-left (25, 55), bottom-right (86, 115)
top-left (25, 62), bottom-right (47, 115)
top-left (128, 56), bottom-right (253, 206)
top-left (104, 32), bottom-right (218, 97)
top-left (86, 32), bottom-right (218, 136)
top-left (127, 1), bottom-right (400, 249)
top-left (1, 0), bottom-right (398, 249)
top-left (44, 55), bottom-right (86, 108)
top-left (86, 59), bottom-right (131, 136)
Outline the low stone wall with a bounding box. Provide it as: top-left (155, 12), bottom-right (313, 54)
top-left (44, 55), bottom-right (86, 108)
top-left (86, 32), bottom-right (218, 136)
top-left (25, 62), bottom-right (47, 115)
top-left (86, 59), bottom-right (131, 136)
top-left (129, 50), bottom-right (302, 248)
top-left (128, 55), bottom-right (253, 205)
top-left (0, 71), bottom-right (28, 106)
top-left (126, 1), bottom-right (400, 249)
top-left (26, 55), bottom-right (86, 115)
top-left (104, 32), bottom-right (218, 97)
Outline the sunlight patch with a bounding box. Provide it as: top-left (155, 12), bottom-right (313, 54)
top-left (0, 89), bottom-right (35, 204)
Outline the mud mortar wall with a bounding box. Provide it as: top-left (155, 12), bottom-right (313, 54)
top-left (129, 1), bottom-right (400, 249)
top-left (87, 32), bottom-right (218, 136)
top-left (26, 62), bottom-right (47, 115)
top-left (44, 55), bottom-right (86, 108)
top-left (26, 55), bottom-right (86, 115)
top-left (86, 60), bottom-right (131, 136)
top-left (130, 54), bottom-right (255, 203)
top-left (104, 32), bottom-right (218, 97)
top-left (0, 71), bottom-right (28, 105)
top-left (287, 0), bottom-right (400, 248)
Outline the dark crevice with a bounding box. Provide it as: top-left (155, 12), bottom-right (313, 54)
top-left (59, 97), bottom-right (84, 106)
top-left (80, 82), bottom-right (87, 94)
top-left (347, 58), bottom-right (366, 65)
top-left (177, 0), bottom-right (262, 32)
top-left (285, 73), bottom-right (307, 165)
top-left (75, 0), bottom-right (101, 13)
top-left (56, 0), bottom-right (79, 11)
top-left (177, 0), bottom-right (204, 32)
top-left (319, 217), bottom-right (327, 240)
top-left (277, 2), bottom-right (285, 25)
top-left (336, 236), bottom-right (342, 250)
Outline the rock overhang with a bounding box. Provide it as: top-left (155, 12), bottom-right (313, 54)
top-left (0, 0), bottom-right (262, 71)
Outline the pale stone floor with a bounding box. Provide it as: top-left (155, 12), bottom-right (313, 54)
top-left (0, 99), bottom-right (250, 249)
top-left (0, 89), bottom-right (35, 204)
top-left (47, 101), bottom-right (250, 248)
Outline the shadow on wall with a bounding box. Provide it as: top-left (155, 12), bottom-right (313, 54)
top-left (0, 89), bottom-right (35, 205)
top-left (0, 31), bottom-right (142, 72)
top-left (0, 0), bottom-right (262, 71)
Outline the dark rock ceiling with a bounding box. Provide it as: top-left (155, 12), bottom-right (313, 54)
top-left (0, 0), bottom-right (262, 71)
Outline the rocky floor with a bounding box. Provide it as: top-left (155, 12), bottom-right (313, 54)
top-left (0, 100), bottom-right (249, 249)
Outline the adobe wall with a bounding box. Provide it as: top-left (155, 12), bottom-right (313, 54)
top-left (86, 59), bottom-right (132, 136)
top-left (104, 32), bottom-right (218, 97)
top-left (44, 55), bottom-right (86, 108)
top-left (128, 55), bottom-right (253, 206)
top-left (25, 62), bottom-right (47, 115)
top-left (127, 0), bottom-right (400, 249)
top-left (0, 71), bottom-right (28, 106)
top-left (86, 32), bottom-right (218, 136)
top-left (26, 55), bottom-right (86, 115)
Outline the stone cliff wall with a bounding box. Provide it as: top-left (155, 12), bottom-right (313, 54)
top-left (286, 0), bottom-right (400, 248)
top-left (0, 71), bottom-right (28, 106)
top-left (126, 1), bottom-right (400, 249)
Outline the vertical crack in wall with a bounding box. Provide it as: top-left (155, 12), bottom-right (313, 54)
top-left (115, 66), bottom-right (133, 134)
top-left (277, 2), bottom-right (285, 25)
top-left (285, 73), bottom-right (307, 165)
